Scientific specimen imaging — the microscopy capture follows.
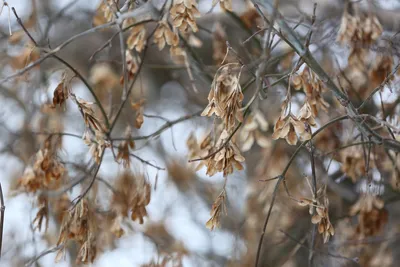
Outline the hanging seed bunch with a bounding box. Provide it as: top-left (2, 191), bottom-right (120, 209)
top-left (338, 10), bottom-right (383, 69)
top-left (17, 136), bottom-right (65, 234)
top-left (298, 196), bottom-right (335, 243)
top-left (350, 193), bottom-right (387, 238)
top-left (205, 129), bottom-right (245, 177)
top-left (337, 9), bottom-right (382, 47)
top-left (120, 49), bottom-right (141, 84)
top-left (71, 94), bottom-right (109, 164)
top-left (73, 96), bottom-right (105, 134)
top-left (369, 54), bottom-right (394, 89)
top-left (124, 17), bottom-right (147, 52)
top-left (187, 131), bottom-right (213, 172)
top-left (93, 0), bottom-right (118, 26)
top-left (131, 97), bottom-right (145, 129)
top-left (273, 68), bottom-right (324, 145)
top-left (51, 73), bottom-right (70, 108)
top-left (153, 15), bottom-right (182, 63)
top-left (110, 171), bottom-right (152, 232)
top-left (272, 108), bottom-right (314, 146)
top-left (202, 65), bottom-right (244, 130)
top-left (8, 43), bottom-right (40, 71)
top-left (116, 127), bottom-right (135, 168)
top-left (340, 146), bottom-right (374, 182)
top-left (18, 136), bottom-right (65, 193)
top-left (167, 159), bottom-right (195, 192)
top-left (212, 23), bottom-right (232, 65)
top-left (153, 18), bottom-right (179, 51)
top-left (212, 0), bottom-right (232, 11)
top-left (32, 194), bottom-right (49, 232)
top-left (170, 0), bottom-right (200, 34)
top-left (239, 109), bottom-right (270, 152)
top-left (206, 189), bottom-right (227, 230)
top-left (56, 199), bottom-right (97, 263)
top-left (336, 5), bottom-right (395, 99)
top-left (291, 66), bottom-right (329, 117)
top-left (198, 64), bottom-right (245, 176)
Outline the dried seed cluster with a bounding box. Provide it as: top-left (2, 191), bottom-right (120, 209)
top-left (298, 197), bottom-right (334, 243)
top-left (212, 23), bottom-right (229, 65)
top-left (131, 97), bottom-right (145, 129)
top-left (198, 65), bottom-right (245, 176)
top-left (187, 132), bottom-right (213, 172)
top-left (336, 8), bottom-right (394, 98)
top-left (57, 200), bottom-right (97, 264)
top-left (291, 67), bottom-right (329, 117)
top-left (72, 94), bottom-right (109, 164)
top-left (206, 190), bottom-right (227, 230)
top-left (212, 0), bottom-right (232, 11)
top-left (19, 136), bottom-right (65, 193)
top-left (116, 127), bottom-right (135, 168)
top-left (111, 172), bottom-right (152, 230)
top-left (124, 18), bottom-right (147, 52)
top-left (272, 112), bottom-right (312, 146)
top-left (153, 19), bottom-right (179, 51)
top-left (350, 194), bottom-right (387, 238)
top-left (340, 146), bottom-right (374, 182)
top-left (272, 65), bottom-right (328, 146)
top-left (206, 130), bottom-right (245, 177)
top-left (52, 74), bottom-right (69, 108)
top-left (32, 194), bottom-right (49, 232)
top-left (202, 65), bottom-right (244, 130)
top-left (239, 110), bottom-right (270, 152)
top-left (337, 11), bottom-right (382, 47)
top-left (93, 0), bottom-right (118, 26)
top-left (170, 0), bottom-right (200, 33)
top-left (120, 49), bottom-right (141, 84)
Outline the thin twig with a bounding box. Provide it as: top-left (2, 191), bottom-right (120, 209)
top-left (254, 177), bottom-right (283, 267)
top-left (358, 63), bottom-right (400, 110)
top-left (70, 149), bottom-right (105, 209)
top-left (113, 111), bottom-right (202, 141)
top-left (129, 153), bottom-right (165, 170)
top-left (323, 141), bottom-right (374, 156)
top-left (308, 140), bottom-right (318, 266)
top-left (25, 245), bottom-right (64, 267)
top-left (280, 230), bottom-right (358, 263)
top-left (0, 182), bottom-right (5, 259)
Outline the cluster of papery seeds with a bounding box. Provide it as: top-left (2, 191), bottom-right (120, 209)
top-left (202, 66), bottom-right (244, 130)
top-left (337, 10), bottom-right (382, 47)
top-left (18, 136), bottom-right (65, 232)
top-left (198, 65), bottom-right (245, 176)
top-left (291, 67), bottom-right (329, 116)
top-left (125, 18), bottom-right (147, 52)
top-left (188, 64), bottom-right (248, 230)
top-left (57, 200), bottom-right (97, 263)
top-left (73, 94), bottom-right (109, 164)
top-left (350, 193), bottom-right (387, 238)
top-left (336, 7), bottom-right (395, 97)
top-left (93, 0), bottom-right (118, 26)
top-left (18, 136), bottom-right (65, 193)
top-left (272, 65), bottom-right (330, 145)
top-left (298, 197), bottom-right (334, 243)
top-left (110, 172), bottom-right (152, 236)
top-left (212, 0), bottom-right (232, 11)
top-left (272, 101), bottom-right (317, 145)
top-left (170, 0), bottom-right (200, 33)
